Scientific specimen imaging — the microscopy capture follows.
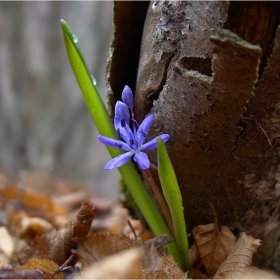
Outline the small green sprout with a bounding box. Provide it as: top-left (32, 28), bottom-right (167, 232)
top-left (157, 137), bottom-right (190, 272)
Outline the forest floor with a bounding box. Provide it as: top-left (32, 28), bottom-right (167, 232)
top-left (0, 171), bottom-right (279, 279)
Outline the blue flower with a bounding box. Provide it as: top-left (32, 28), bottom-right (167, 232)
top-left (121, 85), bottom-right (134, 109)
top-left (98, 85), bottom-right (169, 170)
top-left (98, 113), bottom-right (169, 170)
top-left (115, 101), bottom-right (130, 125)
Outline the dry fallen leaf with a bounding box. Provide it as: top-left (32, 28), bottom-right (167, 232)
top-left (19, 217), bottom-right (54, 240)
top-left (214, 232), bottom-right (261, 279)
top-left (16, 258), bottom-right (64, 279)
top-left (239, 266), bottom-right (280, 279)
top-left (192, 223), bottom-right (236, 277)
top-left (73, 232), bottom-right (187, 279)
top-left (72, 202), bottom-right (94, 239)
top-left (137, 246), bottom-right (188, 279)
top-left (189, 243), bottom-right (208, 279)
top-left (143, 233), bottom-right (170, 247)
top-left (0, 260), bottom-right (12, 270)
top-left (18, 202), bottom-right (94, 266)
top-left (0, 226), bottom-right (14, 263)
top-left (18, 222), bottom-right (76, 267)
top-left (76, 248), bottom-right (143, 279)
top-left (73, 232), bottom-right (136, 268)
top-left (4, 186), bottom-right (66, 216)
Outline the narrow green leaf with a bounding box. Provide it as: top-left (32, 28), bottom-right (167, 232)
top-left (157, 138), bottom-right (190, 272)
top-left (60, 19), bottom-right (180, 259)
top-left (60, 19), bottom-right (114, 140)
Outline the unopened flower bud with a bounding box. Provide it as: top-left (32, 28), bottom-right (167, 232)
top-left (121, 85), bottom-right (134, 109)
top-left (115, 101), bottom-right (130, 125)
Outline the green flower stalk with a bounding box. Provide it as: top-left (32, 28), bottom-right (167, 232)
top-left (98, 89), bottom-right (175, 237)
top-left (60, 19), bottom-right (183, 268)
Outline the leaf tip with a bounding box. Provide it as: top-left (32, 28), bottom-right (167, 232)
top-left (60, 19), bottom-right (66, 25)
top-left (60, 19), bottom-right (68, 31)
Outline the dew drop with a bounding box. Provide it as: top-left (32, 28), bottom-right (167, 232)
top-left (72, 34), bottom-right (78, 43)
top-left (90, 75), bottom-right (97, 86)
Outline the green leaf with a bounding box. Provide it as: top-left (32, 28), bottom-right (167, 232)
top-left (157, 138), bottom-right (190, 272)
top-left (59, 19), bottom-right (180, 258)
top-left (60, 19), bottom-right (114, 140)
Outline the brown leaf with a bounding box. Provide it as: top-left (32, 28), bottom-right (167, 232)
top-left (0, 226), bottom-right (14, 264)
top-left (16, 258), bottom-right (64, 279)
top-left (239, 266), bottom-right (280, 279)
top-left (19, 217), bottom-right (54, 240)
top-left (18, 222), bottom-right (75, 266)
top-left (74, 232), bottom-right (187, 279)
top-left (4, 186), bottom-right (66, 216)
top-left (73, 232), bottom-right (136, 268)
top-left (18, 202), bottom-right (94, 266)
top-left (189, 243), bottom-right (201, 269)
top-left (144, 233), bottom-right (171, 247)
top-left (72, 202), bottom-right (94, 239)
top-left (138, 246), bottom-right (188, 279)
top-left (192, 223), bottom-right (236, 277)
top-left (0, 261), bottom-right (12, 270)
top-left (214, 232), bottom-right (261, 279)
top-left (76, 248), bottom-right (143, 279)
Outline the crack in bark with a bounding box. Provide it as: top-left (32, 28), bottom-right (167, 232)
top-left (146, 53), bottom-right (176, 108)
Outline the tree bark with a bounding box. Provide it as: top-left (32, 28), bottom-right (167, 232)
top-left (106, 1), bottom-right (280, 271)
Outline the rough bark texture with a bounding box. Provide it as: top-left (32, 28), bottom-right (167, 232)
top-left (106, 1), bottom-right (149, 118)
top-left (106, 1), bottom-right (280, 271)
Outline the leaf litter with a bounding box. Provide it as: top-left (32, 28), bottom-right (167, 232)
top-left (0, 171), bottom-right (279, 279)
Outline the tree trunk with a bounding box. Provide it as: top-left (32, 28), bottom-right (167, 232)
top-left (106, 1), bottom-right (280, 271)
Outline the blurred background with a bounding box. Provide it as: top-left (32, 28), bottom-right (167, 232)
top-left (0, 2), bottom-right (120, 198)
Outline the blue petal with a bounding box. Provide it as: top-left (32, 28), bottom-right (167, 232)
top-left (119, 121), bottom-right (137, 150)
top-left (105, 152), bottom-right (133, 170)
top-left (98, 135), bottom-right (131, 151)
top-left (121, 85), bottom-right (134, 108)
top-left (141, 134), bottom-right (170, 151)
top-left (115, 101), bottom-right (130, 125)
top-left (114, 116), bottom-right (121, 131)
top-left (136, 114), bottom-right (154, 146)
top-left (131, 119), bottom-right (139, 135)
top-left (133, 152), bottom-right (150, 169)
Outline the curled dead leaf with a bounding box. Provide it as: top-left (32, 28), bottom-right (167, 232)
top-left (214, 232), bottom-right (261, 279)
top-left (73, 202), bottom-right (94, 239)
top-left (18, 202), bottom-right (94, 266)
top-left (192, 223), bottom-right (236, 277)
top-left (192, 206), bottom-right (236, 277)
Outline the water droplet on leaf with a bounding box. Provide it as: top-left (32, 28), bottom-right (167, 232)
top-left (72, 34), bottom-right (78, 43)
top-left (90, 75), bottom-right (97, 86)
